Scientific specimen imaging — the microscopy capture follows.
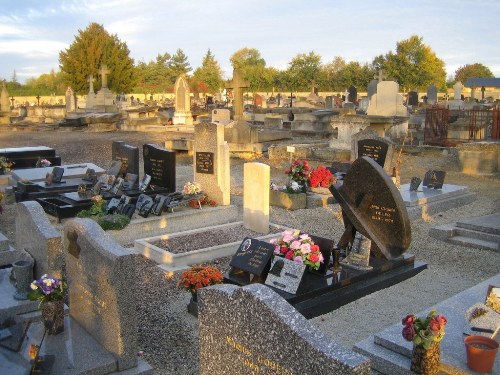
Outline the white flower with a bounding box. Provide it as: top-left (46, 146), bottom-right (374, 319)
top-left (30, 282), bottom-right (38, 290)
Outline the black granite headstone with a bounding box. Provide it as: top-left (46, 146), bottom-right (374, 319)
top-left (143, 144), bottom-right (176, 192)
top-left (229, 238), bottom-right (275, 277)
top-left (409, 177), bottom-right (422, 191)
top-left (422, 170), bottom-right (446, 189)
top-left (348, 85), bottom-right (357, 103)
top-left (51, 167), bottom-right (64, 183)
top-left (112, 141), bottom-right (140, 183)
top-left (357, 139), bottom-right (389, 168)
top-left (408, 91), bottom-right (419, 106)
top-left (330, 156), bottom-right (411, 259)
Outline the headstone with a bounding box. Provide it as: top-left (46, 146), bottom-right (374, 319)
top-left (199, 284), bottom-right (371, 374)
top-left (193, 122), bottom-right (230, 205)
top-left (325, 96), bottom-right (334, 109)
top-left (351, 130), bottom-right (395, 174)
top-left (409, 177), bottom-right (422, 191)
top-left (64, 218), bottom-right (139, 371)
top-left (227, 68), bottom-right (250, 121)
top-left (243, 162), bottom-right (270, 234)
top-left (15, 201), bottom-right (63, 279)
top-left (408, 91), bottom-right (418, 106)
top-left (453, 81), bottom-right (464, 100)
top-left (143, 144), bottom-right (176, 192)
top-left (367, 79), bottom-right (378, 99)
top-left (173, 74), bottom-right (193, 125)
top-left (0, 81), bottom-right (10, 112)
top-left (367, 81), bottom-right (407, 117)
top-left (111, 141), bottom-right (140, 181)
top-left (65, 86), bottom-right (77, 112)
top-left (422, 170), bottom-right (446, 189)
top-left (348, 85), bottom-right (357, 103)
top-left (211, 108), bottom-right (231, 125)
top-left (229, 238), bottom-right (275, 278)
top-left (427, 84), bottom-right (438, 104)
top-left (93, 65), bottom-right (116, 109)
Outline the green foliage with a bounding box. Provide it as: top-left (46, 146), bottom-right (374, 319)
top-left (230, 48), bottom-right (267, 91)
top-left (454, 63), bottom-right (494, 83)
top-left (322, 56), bottom-right (374, 91)
top-left (96, 214), bottom-right (130, 231)
top-left (286, 51), bottom-right (324, 91)
top-left (191, 49), bottom-right (223, 94)
top-left (59, 22), bottom-right (137, 94)
top-left (135, 52), bottom-right (176, 93)
top-left (377, 35), bottom-right (446, 91)
top-left (170, 48), bottom-right (192, 77)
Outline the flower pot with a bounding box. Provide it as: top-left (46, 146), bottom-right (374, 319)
top-left (12, 260), bottom-right (33, 300)
top-left (41, 300), bottom-right (65, 335)
top-left (309, 186), bottom-right (331, 195)
top-left (187, 292), bottom-right (198, 317)
top-left (269, 190), bottom-right (306, 210)
top-left (411, 342), bottom-right (440, 375)
top-left (464, 335), bottom-right (499, 373)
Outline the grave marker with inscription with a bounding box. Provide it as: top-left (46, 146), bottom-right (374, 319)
top-left (64, 219), bottom-right (139, 371)
top-left (143, 143), bottom-right (176, 192)
top-left (111, 141), bottom-right (140, 182)
top-left (193, 122), bottom-right (230, 205)
top-left (423, 170), bottom-right (446, 189)
top-left (199, 284), bottom-right (371, 374)
top-left (351, 130), bottom-right (395, 174)
top-left (229, 238), bottom-right (275, 279)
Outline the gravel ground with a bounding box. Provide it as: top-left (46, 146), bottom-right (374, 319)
top-left (1, 130), bottom-right (499, 374)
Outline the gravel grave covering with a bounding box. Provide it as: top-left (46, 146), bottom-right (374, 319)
top-left (151, 224), bottom-right (282, 254)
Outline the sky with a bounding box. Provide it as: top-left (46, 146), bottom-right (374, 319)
top-left (1, 0), bottom-right (499, 84)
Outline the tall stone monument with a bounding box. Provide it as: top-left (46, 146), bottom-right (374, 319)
top-left (227, 68), bottom-right (249, 121)
top-left (193, 122), bottom-right (230, 206)
top-left (367, 81), bottom-right (407, 117)
top-left (93, 64), bottom-right (116, 111)
top-left (448, 81), bottom-right (464, 110)
top-left (0, 81), bottom-right (11, 113)
top-left (173, 74), bottom-right (193, 125)
top-left (65, 86), bottom-right (77, 112)
top-left (86, 74), bottom-right (95, 110)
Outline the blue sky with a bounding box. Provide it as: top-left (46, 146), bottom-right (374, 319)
top-left (1, 0), bottom-right (499, 84)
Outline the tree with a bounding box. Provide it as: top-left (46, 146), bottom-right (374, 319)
top-left (169, 48), bottom-right (192, 78)
top-left (134, 52), bottom-right (176, 94)
top-left (454, 63), bottom-right (494, 83)
top-left (229, 48), bottom-right (267, 91)
top-left (377, 35), bottom-right (446, 91)
top-left (286, 51), bottom-right (324, 91)
top-left (59, 22), bottom-right (137, 94)
top-left (191, 49), bottom-right (223, 95)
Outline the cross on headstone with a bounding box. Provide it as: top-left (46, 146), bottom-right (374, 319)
top-left (99, 65), bottom-right (110, 88)
top-left (374, 70), bottom-right (388, 82)
top-left (88, 74), bottom-right (94, 93)
top-left (226, 68), bottom-right (249, 121)
top-left (36, 95), bottom-right (41, 106)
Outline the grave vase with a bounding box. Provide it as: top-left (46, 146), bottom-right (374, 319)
top-left (12, 260), bottom-right (33, 300)
top-left (187, 291), bottom-right (198, 317)
top-left (411, 342), bottom-right (440, 375)
top-left (41, 300), bottom-right (65, 335)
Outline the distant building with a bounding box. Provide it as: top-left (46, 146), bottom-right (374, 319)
top-left (464, 77), bottom-right (500, 100)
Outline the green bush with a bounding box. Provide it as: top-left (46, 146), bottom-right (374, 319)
top-left (96, 214), bottom-right (130, 231)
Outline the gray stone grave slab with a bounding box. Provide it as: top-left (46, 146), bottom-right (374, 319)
top-left (11, 163), bottom-right (105, 183)
top-left (64, 218), bottom-right (141, 371)
top-left (199, 283), bottom-right (371, 374)
top-left (400, 183), bottom-right (476, 220)
top-left (353, 274), bottom-right (500, 375)
top-left (456, 212), bottom-right (500, 235)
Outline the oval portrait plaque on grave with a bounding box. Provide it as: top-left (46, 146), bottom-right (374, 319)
top-left (330, 156), bottom-right (411, 259)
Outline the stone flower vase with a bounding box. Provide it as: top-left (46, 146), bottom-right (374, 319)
top-left (411, 342), bottom-right (440, 375)
top-left (464, 335), bottom-right (499, 373)
top-left (41, 300), bottom-right (65, 335)
top-left (12, 260), bottom-right (33, 300)
top-left (187, 291), bottom-right (198, 317)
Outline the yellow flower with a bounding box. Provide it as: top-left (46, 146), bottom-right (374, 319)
top-left (30, 282), bottom-right (38, 290)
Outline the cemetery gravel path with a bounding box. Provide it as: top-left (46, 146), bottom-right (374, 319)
top-left (1, 131), bottom-right (500, 374)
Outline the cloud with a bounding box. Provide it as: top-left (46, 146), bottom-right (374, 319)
top-left (0, 40), bottom-right (68, 58)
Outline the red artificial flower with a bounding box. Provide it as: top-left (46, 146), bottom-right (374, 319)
top-left (285, 250), bottom-right (294, 259)
top-left (309, 253), bottom-right (319, 262)
top-left (280, 246), bottom-right (288, 254)
top-left (402, 314), bottom-right (416, 326)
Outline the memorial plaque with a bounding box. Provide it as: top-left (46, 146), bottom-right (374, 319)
top-left (422, 170), bottom-right (446, 189)
top-left (115, 195), bottom-right (131, 214)
top-left (139, 174), bottom-right (151, 191)
top-left (143, 144), bottom-right (176, 192)
top-left (357, 139), bottom-right (389, 168)
top-left (330, 156), bottom-right (411, 259)
top-left (107, 160), bottom-right (123, 177)
top-left (122, 173), bottom-right (138, 190)
top-left (112, 141), bottom-right (140, 181)
top-left (137, 195), bottom-right (154, 218)
top-left (110, 177), bottom-right (124, 195)
top-left (106, 198), bottom-right (121, 214)
top-left (409, 177), bottom-right (422, 191)
top-left (229, 237), bottom-right (275, 277)
top-left (265, 257), bottom-right (306, 294)
top-left (151, 195), bottom-right (168, 216)
top-left (196, 152), bottom-right (214, 174)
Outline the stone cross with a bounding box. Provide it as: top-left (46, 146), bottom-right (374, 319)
top-left (88, 74), bottom-right (94, 93)
top-left (226, 68), bottom-right (249, 121)
top-left (99, 64), bottom-right (110, 88)
top-left (374, 70), bottom-right (388, 82)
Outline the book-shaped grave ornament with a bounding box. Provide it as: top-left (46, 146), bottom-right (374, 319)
top-left (330, 156), bottom-right (411, 260)
top-left (228, 238), bottom-right (275, 283)
top-left (422, 170), bottom-right (446, 189)
top-left (265, 257), bottom-right (306, 295)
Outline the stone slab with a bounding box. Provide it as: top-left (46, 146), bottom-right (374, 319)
top-left (353, 274), bottom-right (500, 375)
top-left (400, 184), bottom-right (476, 220)
top-left (104, 204), bottom-right (239, 245)
top-left (0, 267), bottom-right (38, 324)
top-left (135, 222), bottom-right (287, 272)
top-left (306, 192), bottom-right (336, 208)
top-left (0, 232), bottom-right (9, 252)
top-left (0, 245), bottom-right (17, 267)
top-left (0, 316), bottom-right (153, 375)
top-left (11, 163), bottom-right (105, 183)
top-left (456, 212), bottom-right (500, 235)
